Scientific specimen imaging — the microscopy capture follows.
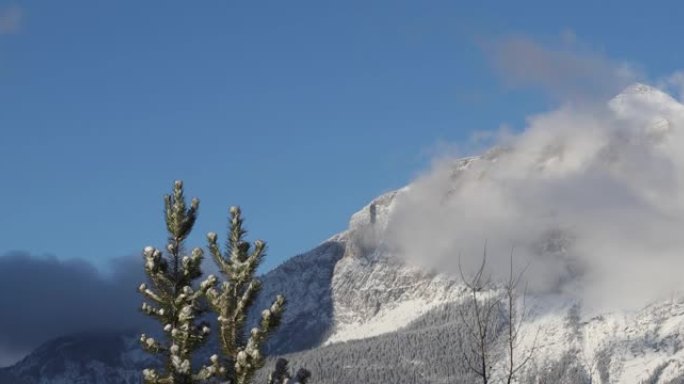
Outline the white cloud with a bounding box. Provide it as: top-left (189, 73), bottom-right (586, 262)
top-left (659, 70), bottom-right (684, 102)
top-left (385, 81), bottom-right (684, 311)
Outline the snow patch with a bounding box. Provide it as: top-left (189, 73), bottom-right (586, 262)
top-left (325, 298), bottom-right (445, 344)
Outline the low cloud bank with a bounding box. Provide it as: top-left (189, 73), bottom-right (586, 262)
top-left (0, 252), bottom-right (147, 367)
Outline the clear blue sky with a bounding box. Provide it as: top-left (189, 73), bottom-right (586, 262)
top-left (1, 0), bottom-right (683, 272)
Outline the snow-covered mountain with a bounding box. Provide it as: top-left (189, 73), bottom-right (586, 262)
top-left (0, 331), bottom-right (152, 383)
top-left (5, 83), bottom-right (684, 383)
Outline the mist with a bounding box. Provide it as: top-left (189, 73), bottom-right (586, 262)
top-left (385, 81), bottom-right (684, 311)
top-left (483, 33), bottom-right (640, 102)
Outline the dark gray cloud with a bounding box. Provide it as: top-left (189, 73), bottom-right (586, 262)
top-left (483, 33), bottom-right (640, 101)
top-left (0, 252), bottom-right (149, 367)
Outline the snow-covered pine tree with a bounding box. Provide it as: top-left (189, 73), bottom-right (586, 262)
top-left (138, 181), bottom-right (222, 383)
top-left (203, 206), bottom-right (286, 384)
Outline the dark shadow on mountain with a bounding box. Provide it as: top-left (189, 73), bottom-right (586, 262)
top-left (252, 240), bottom-right (345, 355)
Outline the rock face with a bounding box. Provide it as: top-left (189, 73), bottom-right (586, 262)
top-left (326, 189), bottom-right (463, 344)
top-left (255, 239), bottom-right (345, 355)
top-left (5, 83), bottom-right (684, 383)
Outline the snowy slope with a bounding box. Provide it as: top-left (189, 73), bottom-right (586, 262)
top-left (498, 293), bottom-right (684, 383)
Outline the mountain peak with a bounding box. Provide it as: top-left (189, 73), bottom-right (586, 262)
top-left (612, 82), bottom-right (679, 105)
top-left (620, 82), bottom-right (660, 95)
top-left (609, 82), bottom-right (684, 120)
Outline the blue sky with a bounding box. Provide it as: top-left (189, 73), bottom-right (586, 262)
top-left (1, 0), bottom-right (684, 272)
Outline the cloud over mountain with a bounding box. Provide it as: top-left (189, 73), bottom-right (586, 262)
top-left (0, 252), bottom-right (147, 367)
top-left (387, 83), bottom-right (684, 311)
